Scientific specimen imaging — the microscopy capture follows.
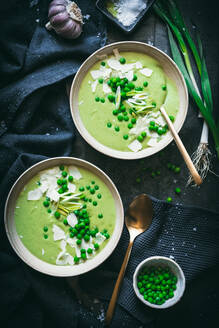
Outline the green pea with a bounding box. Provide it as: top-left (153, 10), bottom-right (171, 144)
top-left (137, 135), bottom-right (143, 142)
top-left (157, 128), bottom-right (163, 135)
top-left (100, 98), bottom-right (105, 103)
top-left (98, 213), bottom-right (103, 219)
top-left (133, 74), bottom-right (137, 81)
top-left (141, 131), bottom-right (146, 137)
top-left (93, 201), bottom-right (97, 206)
top-left (118, 115), bottom-right (123, 121)
top-left (169, 115), bottom-right (175, 122)
top-left (175, 187), bottom-right (181, 194)
top-left (57, 179), bottom-right (62, 185)
top-left (62, 171), bottom-right (67, 177)
top-left (74, 256), bottom-right (79, 263)
top-left (59, 165), bottom-right (64, 171)
top-left (95, 96), bottom-right (100, 102)
top-left (123, 116), bottom-right (129, 121)
top-left (97, 193), bottom-right (102, 199)
top-left (43, 200), bottom-right (50, 207)
top-left (108, 94), bottom-right (115, 102)
top-left (87, 248), bottom-right (93, 254)
top-left (115, 126), bottom-right (120, 132)
top-left (107, 122), bottom-right (112, 128)
top-left (44, 234), bottom-right (48, 239)
top-left (123, 134), bottom-right (128, 140)
top-left (68, 175), bottom-right (73, 182)
top-left (162, 85), bottom-right (167, 90)
top-left (63, 219), bottom-right (68, 225)
top-left (119, 57), bottom-right (126, 64)
top-left (113, 109), bottom-right (118, 115)
top-left (43, 226), bottom-right (48, 232)
top-left (166, 197), bottom-right (172, 202)
top-left (90, 188), bottom-right (95, 194)
top-left (174, 167), bottom-right (181, 173)
top-left (47, 209), bottom-right (52, 213)
top-left (98, 78), bottom-right (103, 84)
top-left (84, 234), bottom-right (90, 242)
top-left (94, 243), bottom-right (99, 250)
top-left (128, 123), bottom-right (133, 129)
top-left (131, 118), bottom-right (136, 124)
top-left (143, 81), bottom-right (148, 87)
top-left (76, 239), bottom-right (81, 245)
top-left (101, 61), bottom-right (105, 66)
top-left (54, 211), bottom-right (60, 219)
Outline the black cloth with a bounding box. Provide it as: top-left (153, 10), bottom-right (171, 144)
top-left (0, 1), bottom-right (219, 328)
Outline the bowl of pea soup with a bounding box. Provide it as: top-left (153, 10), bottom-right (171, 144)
top-left (70, 41), bottom-right (188, 159)
top-left (4, 157), bottom-right (124, 277)
top-left (133, 256), bottom-right (186, 309)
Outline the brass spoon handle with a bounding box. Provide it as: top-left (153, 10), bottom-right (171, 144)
top-left (105, 241), bottom-right (133, 325)
top-left (160, 106), bottom-right (202, 186)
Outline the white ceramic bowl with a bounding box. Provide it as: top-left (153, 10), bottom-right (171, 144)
top-left (4, 157), bottom-right (124, 277)
top-left (70, 41), bottom-right (188, 160)
top-left (133, 256), bottom-right (186, 309)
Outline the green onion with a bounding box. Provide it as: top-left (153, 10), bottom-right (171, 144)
top-left (154, 0), bottom-right (219, 158)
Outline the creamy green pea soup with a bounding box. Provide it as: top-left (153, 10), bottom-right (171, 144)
top-left (14, 165), bottom-right (116, 266)
top-left (78, 50), bottom-right (179, 152)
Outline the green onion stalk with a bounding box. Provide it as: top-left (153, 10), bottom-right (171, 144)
top-left (153, 0), bottom-right (219, 184)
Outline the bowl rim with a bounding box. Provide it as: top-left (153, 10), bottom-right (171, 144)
top-left (4, 156), bottom-right (124, 277)
top-left (133, 255), bottom-right (186, 309)
top-left (70, 41), bottom-right (189, 160)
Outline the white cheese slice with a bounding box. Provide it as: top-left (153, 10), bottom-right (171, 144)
top-left (147, 137), bottom-right (159, 147)
top-left (90, 70), bottom-right (103, 80)
top-left (139, 68), bottom-right (153, 77)
top-left (107, 59), bottom-right (135, 74)
top-left (68, 166), bottom-right (82, 180)
top-left (27, 188), bottom-right (43, 201)
top-left (94, 232), bottom-right (106, 245)
top-left (52, 224), bottom-right (66, 241)
top-left (135, 61), bottom-right (143, 69)
top-left (125, 70), bottom-right (134, 81)
top-left (68, 183), bottom-right (76, 193)
top-left (90, 67), bottom-right (112, 80)
top-left (66, 213), bottom-right (78, 227)
top-left (46, 188), bottom-right (60, 202)
top-left (38, 181), bottom-right (49, 193)
top-left (56, 252), bottom-right (74, 265)
top-left (91, 80), bottom-right (98, 93)
top-left (102, 82), bottom-right (111, 94)
top-left (128, 139), bottom-right (142, 152)
top-left (129, 116), bottom-right (148, 135)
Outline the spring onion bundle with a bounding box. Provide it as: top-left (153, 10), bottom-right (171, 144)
top-left (153, 0), bottom-right (219, 182)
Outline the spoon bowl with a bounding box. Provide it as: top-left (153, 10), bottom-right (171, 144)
top-left (105, 194), bottom-right (153, 325)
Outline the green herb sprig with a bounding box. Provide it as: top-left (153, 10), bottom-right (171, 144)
top-left (153, 0), bottom-right (219, 157)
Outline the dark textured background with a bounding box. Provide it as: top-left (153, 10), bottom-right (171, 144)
top-left (0, 1), bottom-right (219, 327)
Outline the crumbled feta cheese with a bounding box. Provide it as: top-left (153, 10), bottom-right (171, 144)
top-left (155, 115), bottom-right (166, 126)
top-left (66, 213), bottom-right (78, 227)
top-left (52, 224), bottom-right (66, 241)
top-left (38, 181), bottom-right (49, 193)
top-left (107, 59), bottom-right (135, 73)
top-left (139, 68), bottom-right (153, 77)
top-left (90, 67), bottom-right (112, 80)
top-left (128, 139), bottom-right (142, 152)
top-left (91, 80), bottom-right (98, 93)
top-left (27, 188), bottom-right (43, 200)
top-left (68, 166), bottom-right (82, 180)
top-left (56, 252), bottom-right (74, 265)
top-left (94, 232), bottom-right (106, 245)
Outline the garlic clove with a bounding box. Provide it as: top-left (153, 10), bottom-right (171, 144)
top-left (50, 11), bottom-right (70, 27)
top-left (48, 5), bottom-right (66, 18)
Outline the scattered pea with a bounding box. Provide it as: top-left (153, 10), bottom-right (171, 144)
top-left (175, 187), bottom-right (181, 194)
top-left (143, 81), bottom-right (148, 87)
top-left (95, 96), bottom-right (100, 102)
top-left (115, 126), bottom-right (120, 132)
top-left (43, 200), bottom-right (50, 207)
top-left (100, 98), bottom-right (105, 103)
top-left (59, 165), bottom-right (64, 171)
top-left (44, 234), bottom-right (48, 239)
top-left (54, 211), bottom-right (60, 219)
top-left (97, 193), bottom-right (102, 199)
top-left (93, 201), bottom-right (97, 206)
top-left (94, 243), bottom-right (99, 250)
top-left (133, 74), bottom-right (137, 81)
top-left (68, 175), bottom-right (73, 182)
top-left (137, 135), bottom-right (143, 142)
top-left (98, 213), bottom-right (103, 219)
top-left (107, 122), bottom-right (112, 128)
top-left (169, 115), bottom-right (175, 122)
top-left (162, 85), bottom-right (167, 90)
top-left (123, 134), bottom-right (129, 140)
top-left (43, 226), bottom-right (48, 232)
top-left (118, 115), bottom-right (123, 121)
top-left (128, 123), bottom-right (133, 129)
top-left (101, 61), bottom-right (105, 66)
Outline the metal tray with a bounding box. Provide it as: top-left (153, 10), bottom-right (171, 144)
top-left (96, 0), bottom-right (156, 34)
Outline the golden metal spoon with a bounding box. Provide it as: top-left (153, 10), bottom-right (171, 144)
top-left (105, 194), bottom-right (154, 325)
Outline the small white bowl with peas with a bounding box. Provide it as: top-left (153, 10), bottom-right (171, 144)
top-left (133, 256), bottom-right (186, 309)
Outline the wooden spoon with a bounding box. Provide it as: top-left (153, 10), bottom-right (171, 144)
top-left (160, 106), bottom-right (202, 186)
top-left (105, 194), bottom-right (154, 325)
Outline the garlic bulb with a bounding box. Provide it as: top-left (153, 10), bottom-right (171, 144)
top-left (45, 0), bottom-right (83, 39)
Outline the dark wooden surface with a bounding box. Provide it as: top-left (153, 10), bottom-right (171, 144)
top-left (71, 0), bottom-right (219, 213)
